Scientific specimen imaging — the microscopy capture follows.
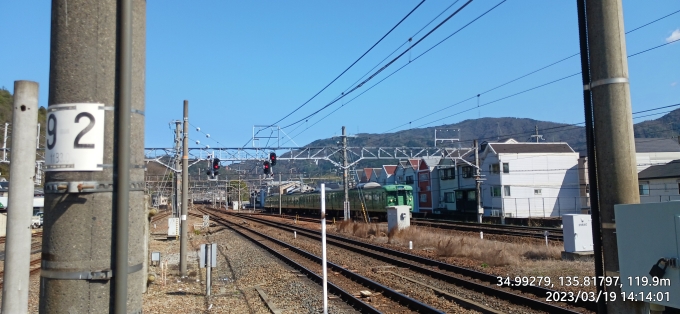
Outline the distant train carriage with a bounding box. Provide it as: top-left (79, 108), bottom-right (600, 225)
top-left (264, 184), bottom-right (413, 219)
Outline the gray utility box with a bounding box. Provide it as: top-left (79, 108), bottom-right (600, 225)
top-left (387, 206), bottom-right (411, 233)
top-left (615, 202), bottom-right (679, 309)
top-left (562, 214), bottom-right (593, 252)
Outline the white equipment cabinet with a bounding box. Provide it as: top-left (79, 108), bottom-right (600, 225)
top-left (167, 217), bottom-right (180, 238)
top-left (562, 214), bottom-right (593, 252)
top-left (615, 202), bottom-right (679, 309)
top-left (387, 205), bottom-right (411, 233)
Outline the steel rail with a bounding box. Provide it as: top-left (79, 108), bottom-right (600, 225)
top-left (193, 209), bottom-right (445, 314)
top-left (231, 211), bottom-right (596, 313)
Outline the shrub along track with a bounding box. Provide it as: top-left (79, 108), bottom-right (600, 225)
top-left (192, 208), bottom-right (447, 314)
top-left (221, 209), bottom-right (596, 313)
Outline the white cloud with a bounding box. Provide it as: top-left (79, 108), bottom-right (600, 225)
top-left (672, 82), bottom-right (678, 87)
top-left (666, 29), bottom-right (680, 43)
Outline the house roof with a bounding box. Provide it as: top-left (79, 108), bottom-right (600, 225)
top-left (419, 157), bottom-right (442, 170)
top-left (488, 142), bottom-right (575, 154)
top-left (363, 168), bottom-right (373, 179)
top-left (635, 138), bottom-right (680, 153)
top-left (383, 165), bottom-right (397, 175)
top-left (638, 160), bottom-right (680, 180)
top-left (408, 159), bottom-right (419, 170)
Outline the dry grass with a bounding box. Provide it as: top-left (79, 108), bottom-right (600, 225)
top-left (335, 222), bottom-right (563, 267)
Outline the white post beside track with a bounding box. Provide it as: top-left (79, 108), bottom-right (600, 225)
top-left (321, 184), bottom-right (328, 314)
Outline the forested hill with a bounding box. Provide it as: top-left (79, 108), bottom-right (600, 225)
top-left (307, 109), bottom-right (680, 155)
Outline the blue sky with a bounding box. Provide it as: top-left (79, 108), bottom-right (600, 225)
top-left (1, 1), bottom-right (678, 149)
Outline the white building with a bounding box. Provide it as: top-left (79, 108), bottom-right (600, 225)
top-left (478, 140), bottom-right (581, 218)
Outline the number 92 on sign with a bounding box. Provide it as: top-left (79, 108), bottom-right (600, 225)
top-left (45, 103), bottom-right (106, 172)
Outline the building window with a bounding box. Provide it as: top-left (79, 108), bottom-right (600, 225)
top-left (491, 186), bottom-right (501, 197)
top-left (534, 189), bottom-right (542, 195)
top-left (440, 168), bottom-right (455, 180)
top-left (491, 163), bottom-right (500, 174)
top-left (420, 193), bottom-right (427, 203)
top-left (504, 185), bottom-right (511, 196)
top-left (462, 166), bottom-right (472, 178)
top-left (405, 175), bottom-right (414, 184)
top-left (444, 192), bottom-right (455, 203)
top-left (419, 172), bottom-right (429, 181)
top-left (456, 191), bottom-right (464, 200)
top-left (467, 190), bottom-right (476, 201)
top-left (503, 162), bottom-right (509, 173)
top-left (639, 183), bottom-right (650, 195)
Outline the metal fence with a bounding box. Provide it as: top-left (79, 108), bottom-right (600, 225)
top-left (486, 197), bottom-right (590, 218)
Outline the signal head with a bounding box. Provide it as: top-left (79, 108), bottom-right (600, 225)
top-left (269, 152), bottom-right (277, 166)
top-left (263, 161), bottom-right (271, 174)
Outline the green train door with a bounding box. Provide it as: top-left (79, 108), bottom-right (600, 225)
top-left (396, 186), bottom-right (407, 205)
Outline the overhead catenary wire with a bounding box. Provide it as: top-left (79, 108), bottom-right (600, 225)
top-left (278, 1), bottom-right (505, 144)
top-left (280, 0), bottom-right (480, 130)
top-left (281, 8), bottom-right (680, 142)
top-left (248, 0), bottom-right (427, 148)
top-left (340, 0), bottom-right (463, 96)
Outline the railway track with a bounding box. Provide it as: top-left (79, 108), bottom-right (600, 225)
top-left (150, 210), bottom-right (172, 223)
top-left (224, 210), bottom-right (595, 313)
top-left (411, 218), bottom-right (564, 241)
top-left (0, 231), bottom-right (43, 245)
top-left (192, 209), bottom-right (444, 314)
top-left (258, 212), bottom-right (564, 241)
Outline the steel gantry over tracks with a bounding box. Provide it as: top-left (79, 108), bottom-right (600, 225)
top-left (144, 146), bottom-right (477, 169)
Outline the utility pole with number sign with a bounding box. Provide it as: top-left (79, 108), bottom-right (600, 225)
top-left (40, 1), bottom-right (147, 312)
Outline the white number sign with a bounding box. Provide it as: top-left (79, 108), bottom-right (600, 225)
top-left (45, 103), bottom-right (105, 171)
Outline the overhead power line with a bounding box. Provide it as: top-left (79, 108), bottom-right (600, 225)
top-left (263, 0), bottom-right (427, 130)
top-left (281, 0), bottom-right (482, 129)
top-left (271, 6), bottom-right (678, 146)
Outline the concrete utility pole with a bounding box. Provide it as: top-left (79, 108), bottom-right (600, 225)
top-left (585, 0), bottom-right (643, 313)
top-left (173, 121), bottom-right (181, 217)
top-left (474, 140), bottom-right (482, 223)
top-left (1, 81), bottom-right (39, 313)
top-left (180, 100), bottom-right (189, 277)
top-left (342, 126), bottom-right (350, 221)
top-left (576, 1), bottom-right (606, 312)
top-left (41, 0), bottom-right (146, 313)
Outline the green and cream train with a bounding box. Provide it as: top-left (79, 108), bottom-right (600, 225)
top-left (264, 183), bottom-right (413, 219)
